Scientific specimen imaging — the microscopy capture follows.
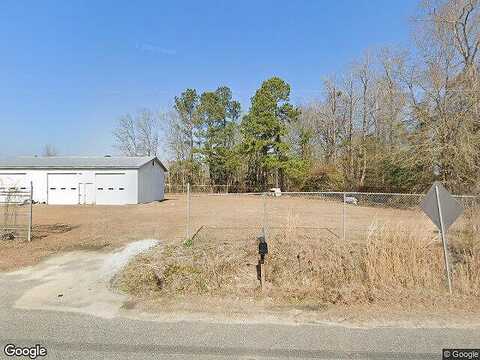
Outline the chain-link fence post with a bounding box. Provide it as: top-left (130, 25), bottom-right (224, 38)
top-left (343, 192), bottom-right (346, 241)
top-left (186, 183), bottom-right (191, 240)
top-left (27, 182), bottom-right (33, 242)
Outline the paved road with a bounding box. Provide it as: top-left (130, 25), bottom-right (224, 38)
top-left (2, 278), bottom-right (479, 359)
top-left (0, 250), bottom-right (479, 359)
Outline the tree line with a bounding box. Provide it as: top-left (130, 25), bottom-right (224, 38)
top-left (113, 0), bottom-right (480, 194)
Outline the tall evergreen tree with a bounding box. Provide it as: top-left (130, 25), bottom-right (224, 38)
top-left (172, 89), bottom-right (201, 183)
top-left (198, 86), bottom-right (241, 185)
top-left (241, 77), bottom-right (300, 190)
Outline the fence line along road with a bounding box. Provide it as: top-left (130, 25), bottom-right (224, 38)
top-left (0, 183), bottom-right (33, 242)
top-left (182, 188), bottom-right (479, 243)
top-left (165, 184), bottom-right (230, 194)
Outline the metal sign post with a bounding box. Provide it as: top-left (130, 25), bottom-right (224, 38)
top-left (421, 182), bottom-right (463, 294)
top-left (434, 184), bottom-right (452, 294)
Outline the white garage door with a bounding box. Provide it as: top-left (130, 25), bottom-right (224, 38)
top-left (0, 173), bottom-right (28, 191)
top-left (47, 173), bottom-right (79, 205)
top-left (95, 173), bottom-right (128, 205)
top-left (0, 173), bottom-right (28, 203)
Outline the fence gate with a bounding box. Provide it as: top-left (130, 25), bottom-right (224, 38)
top-left (0, 183), bottom-right (33, 241)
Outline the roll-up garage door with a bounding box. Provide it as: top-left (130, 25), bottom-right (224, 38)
top-left (0, 173), bottom-right (28, 203)
top-left (0, 173), bottom-right (28, 191)
top-left (47, 173), bottom-right (79, 205)
top-left (95, 173), bottom-right (127, 205)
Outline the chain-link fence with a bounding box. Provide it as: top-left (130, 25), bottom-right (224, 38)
top-left (165, 184), bottom-right (230, 194)
top-left (0, 183), bottom-right (33, 241)
top-left (184, 189), bottom-right (479, 245)
top-left (158, 187), bottom-right (480, 301)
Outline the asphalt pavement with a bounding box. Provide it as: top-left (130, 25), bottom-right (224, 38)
top-left (0, 251), bottom-right (479, 359)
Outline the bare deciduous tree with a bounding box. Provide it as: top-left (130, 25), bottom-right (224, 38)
top-left (137, 109), bottom-right (160, 156)
top-left (113, 114), bottom-right (139, 156)
top-left (113, 109), bottom-right (161, 157)
top-left (410, 0), bottom-right (480, 192)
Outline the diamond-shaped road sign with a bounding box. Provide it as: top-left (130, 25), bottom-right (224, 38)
top-left (421, 181), bottom-right (463, 232)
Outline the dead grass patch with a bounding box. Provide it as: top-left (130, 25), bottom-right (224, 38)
top-left (31, 224), bottom-right (75, 240)
top-left (116, 217), bottom-right (480, 311)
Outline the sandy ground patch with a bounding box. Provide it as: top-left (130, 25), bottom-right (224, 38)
top-left (4, 240), bottom-right (159, 319)
top-left (0, 196), bottom-right (185, 271)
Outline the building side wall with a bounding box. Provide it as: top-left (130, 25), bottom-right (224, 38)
top-left (137, 160), bottom-right (165, 203)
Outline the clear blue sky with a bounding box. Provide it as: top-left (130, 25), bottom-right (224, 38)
top-left (0, 0), bottom-right (418, 158)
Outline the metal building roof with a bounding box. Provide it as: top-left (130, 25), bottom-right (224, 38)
top-left (0, 156), bottom-right (167, 171)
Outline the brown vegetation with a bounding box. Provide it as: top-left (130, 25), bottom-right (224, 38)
top-left (116, 208), bottom-right (480, 311)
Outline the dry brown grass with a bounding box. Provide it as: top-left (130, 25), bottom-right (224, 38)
top-left (116, 208), bottom-right (480, 311)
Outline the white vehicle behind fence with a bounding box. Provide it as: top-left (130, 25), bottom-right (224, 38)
top-left (345, 196), bottom-right (358, 205)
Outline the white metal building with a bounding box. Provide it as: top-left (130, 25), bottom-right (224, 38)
top-left (0, 156), bottom-right (167, 205)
